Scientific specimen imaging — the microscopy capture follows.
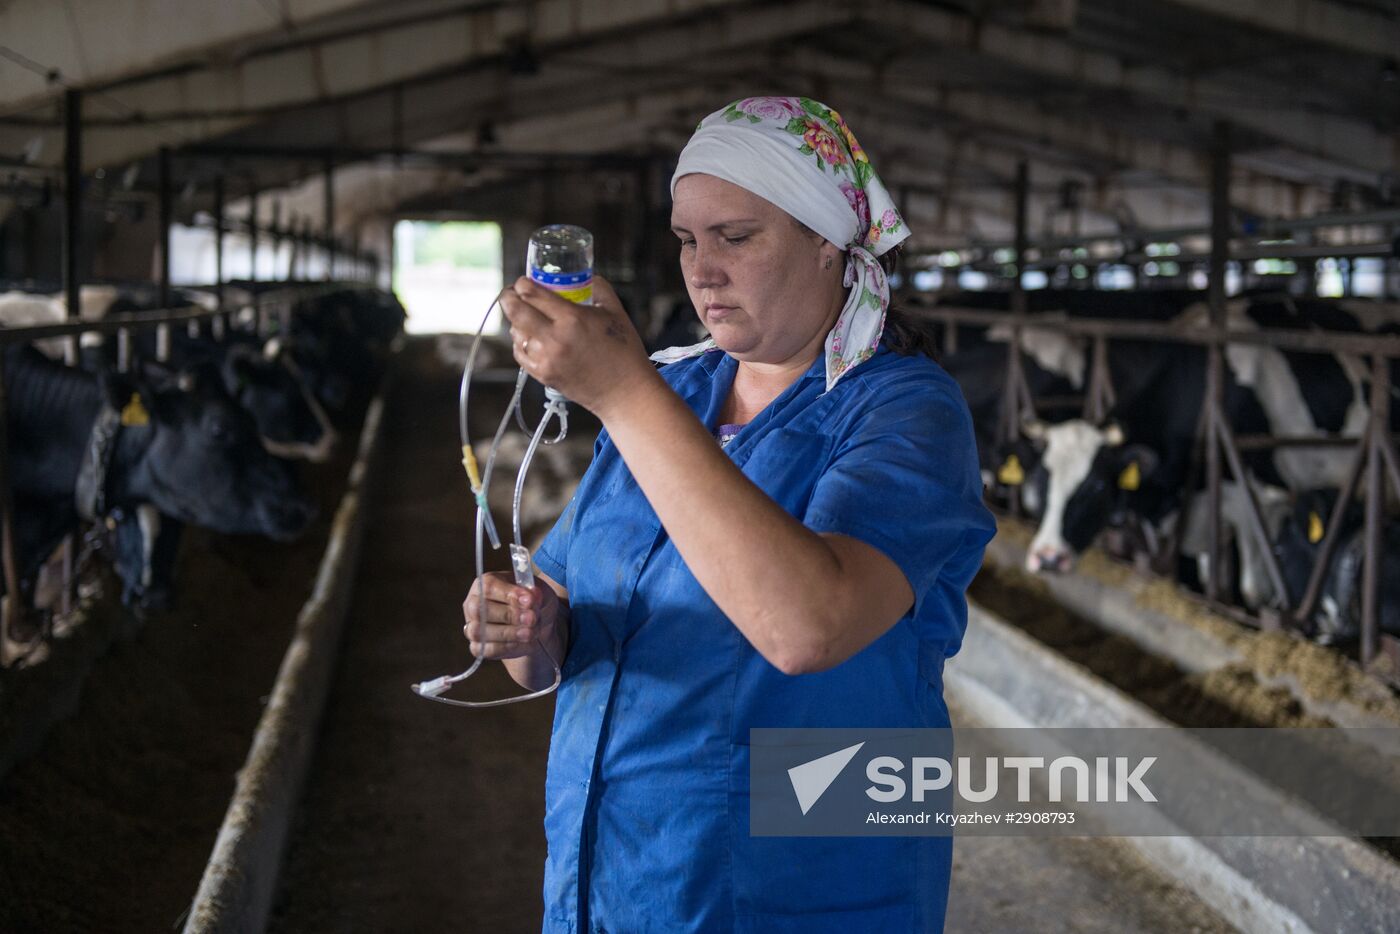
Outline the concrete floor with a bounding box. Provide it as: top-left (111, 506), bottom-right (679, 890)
top-left (944, 694), bottom-right (1235, 933)
top-left (948, 831), bottom-right (1234, 934)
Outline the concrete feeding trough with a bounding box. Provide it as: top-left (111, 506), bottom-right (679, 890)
top-left (180, 348), bottom-right (398, 934)
top-left (948, 519), bottom-right (1400, 934)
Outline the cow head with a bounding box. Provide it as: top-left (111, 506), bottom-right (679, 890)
top-left (278, 331), bottom-right (352, 415)
top-left (101, 362), bottom-right (316, 542)
top-left (224, 340), bottom-right (337, 462)
top-left (1022, 418), bottom-right (1159, 573)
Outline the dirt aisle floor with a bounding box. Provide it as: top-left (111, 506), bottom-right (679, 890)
top-left (270, 338), bottom-right (557, 932)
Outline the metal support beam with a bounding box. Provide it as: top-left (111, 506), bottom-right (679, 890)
top-left (786, 48), bottom-right (1322, 222)
top-left (62, 89), bottom-right (81, 330)
top-left (0, 0), bottom-right (371, 113)
top-left (1208, 124), bottom-right (1231, 329)
top-left (323, 155), bottom-right (335, 281)
top-left (392, 84), bottom-right (405, 161)
top-left (271, 200), bottom-right (283, 280)
top-left (249, 187), bottom-right (259, 285)
top-left (1361, 353), bottom-right (1392, 668)
top-left (1205, 122), bottom-right (1231, 602)
top-left (213, 173), bottom-right (225, 336)
top-left (0, 352), bottom-right (28, 666)
top-left (3, 0), bottom-right (766, 174)
top-left (158, 146), bottom-right (172, 310)
top-left (288, 216), bottom-right (301, 280)
top-left (1011, 160), bottom-right (1028, 317)
top-left (299, 220), bottom-right (310, 280)
top-left (0, 0), bottom-right (825, 173)
top-left (57, 101), bottom-right (81, 627)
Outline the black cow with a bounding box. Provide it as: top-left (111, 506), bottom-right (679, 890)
top-left (89, 325), bottom-right (337, 465)
top-left (268, 287), bottom-right (404, 422)
top-left (1272, 489), bottom-right (1400, 645)
top-left (100, 286), bottom-right (405, 613)
top-left (75, 326), bottom-right (334, 614)
top-left (3, 345), bottom-right (315, 645)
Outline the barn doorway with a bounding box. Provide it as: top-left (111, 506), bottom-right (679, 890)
top-left (392, 220), bottom-right (503, 334)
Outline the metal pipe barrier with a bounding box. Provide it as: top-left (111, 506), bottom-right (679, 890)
top-left (910, 299), bottom-right (1400, 678)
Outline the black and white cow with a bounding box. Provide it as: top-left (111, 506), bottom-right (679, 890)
top-left (1016, 297), bottom-right (1381, 574)
top-left (1174, 479), bottom-right (1293, 609)
top-left (2, 344), bottom-right (315, 655)
top-left (936, 289), bottom-right (1217, 516)
top-left (938, 340), bottom-right (1080, 496)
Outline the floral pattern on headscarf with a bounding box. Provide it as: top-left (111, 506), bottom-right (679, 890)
top-left (658, 96), bottom-right (910, 392)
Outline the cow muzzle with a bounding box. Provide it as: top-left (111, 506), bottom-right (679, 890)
top-left (1026, 545), bottom-right (1074, 574)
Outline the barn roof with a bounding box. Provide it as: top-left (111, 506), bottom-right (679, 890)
top-left (1, 0), bottom-right (1396, 248)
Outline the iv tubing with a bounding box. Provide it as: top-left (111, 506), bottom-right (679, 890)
top-left (415, 296), bottom-right (564, 707)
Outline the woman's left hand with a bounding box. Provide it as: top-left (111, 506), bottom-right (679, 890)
top-left (500, 274), bottom-right (658, 417)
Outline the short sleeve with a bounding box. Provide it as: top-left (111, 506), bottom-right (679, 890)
top-left (531, 493), bottom-right (575, 588)
top-left (803, 380), bottom-right (995, 618)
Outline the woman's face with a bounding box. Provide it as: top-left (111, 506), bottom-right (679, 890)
top-left (671, 173), bottom-right (844, 365)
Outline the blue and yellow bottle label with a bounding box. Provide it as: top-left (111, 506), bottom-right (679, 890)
top-left (530, 267), bottom-right (593, 305)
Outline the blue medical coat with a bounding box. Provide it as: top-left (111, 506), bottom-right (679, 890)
top-left (533, 341), bottom-right (996, 933)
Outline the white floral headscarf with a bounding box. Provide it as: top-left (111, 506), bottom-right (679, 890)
top-left (653, 96), bottom-right (910, 392)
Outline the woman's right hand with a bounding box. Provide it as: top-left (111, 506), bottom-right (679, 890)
top-left (462, 571), bottom-right (563, 661)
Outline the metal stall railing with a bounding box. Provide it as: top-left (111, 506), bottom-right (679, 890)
top-left (911, 300), bottom-right (1400, 679)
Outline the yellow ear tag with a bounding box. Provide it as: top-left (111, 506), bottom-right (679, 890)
top-left (997, 454), bottom-right (1025, 486)
top-left (1118, 460), bottom-right (1141, 491)
top-left (1307, 510), bottom-right (1324, 544)
top-left (120, 392), bottom-right (150, 426)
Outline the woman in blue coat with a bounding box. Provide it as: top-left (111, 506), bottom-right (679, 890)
top-left (464, 96), bottom-right (996, 933)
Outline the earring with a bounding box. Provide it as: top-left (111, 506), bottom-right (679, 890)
top-left (824, 256), bottom-right (833, 269)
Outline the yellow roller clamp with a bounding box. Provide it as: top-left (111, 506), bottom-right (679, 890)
top-left (462, 443), bottom-right (483, 491)
top-left (462, 443), bottom-right (489, 511)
